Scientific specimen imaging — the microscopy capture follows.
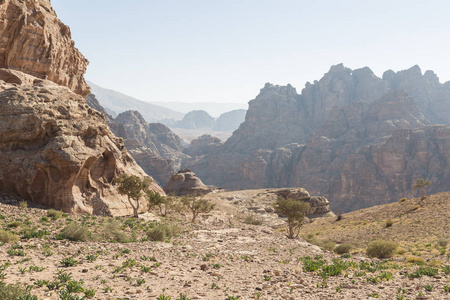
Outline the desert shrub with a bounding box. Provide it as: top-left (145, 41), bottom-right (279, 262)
top-left (366, 240), bottom-right (398, 258)
top-left (274, 197), bottom-right (310, 239)
top-left (442, 265), bottom-right (450, 275)
top-left (428, 259), bottom-right (442, 267)
top-left (18, 201), bottom-right (28, 210)
top-left (181, 194), bottom-right (215, 223)
top-left (385, 219), bottom-right (394, 227)
top-left (58, 222), bottom-right (90, 242)
top-left (101, 220), bottom-right (129, 243)
top-left (0, 282), bottom-right (36, 299)
top-left (406, 256), bottom-right (425, 265)
top-left (334, 243), bottom-right (352, 254)
top-left (0, 229), bottom-right (19, 243)
top-left (147, 223), bottom-right (179, 242)
top-left (243, 215), bottom-right (262, 226)
top-left (437, 238), bottom-right (449, 248)
top-left (47, 209), bottom-right (63, 220)
top-left (7, 221), bottom-right (22, 228)
top-left (396, 248), bottom-right (406, 255)
top-left (303, 235), bottom-right (336, 251)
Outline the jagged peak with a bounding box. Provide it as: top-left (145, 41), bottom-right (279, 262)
top-left (326, 63), bottom-right (352, 74)
top-left (259, 82), bottom-right (297, 96)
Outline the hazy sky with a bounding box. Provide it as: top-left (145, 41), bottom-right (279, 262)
top-left (52, 0), bottom-right (450, 104)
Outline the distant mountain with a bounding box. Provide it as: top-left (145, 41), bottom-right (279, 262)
top-left (185, 64), bottom-right (450, 213)
top-left (150, 101), bottom-right (248, 118)
top-left (173, 109), bottom-right (246, 132)
top-left (87, 81), bottom-right (184, 123)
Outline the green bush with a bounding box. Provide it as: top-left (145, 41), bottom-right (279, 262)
top-left (334, 243), bottom-right (352, 254)
top-left (274, 197), bottom-right (310, 239)
top-left (0, 229), bottom-right (20, 243)
top-left (102, 221), bottom-right (129, 243)
top-left (147, 223), bottom-right (179, 241)
top-left (366, 240), bottom-right (398, 258)
top-left (58, 222), bottom-right (90, 242)
top-left (18, 201), bottom-right (28, 210)
top-left (0, 282), bottom-right (36, 300)
top-left (7, 221), bottom-right (22, 228)
top-left (385, 219), bottom-right (394, 228)
top-left (47, 209), bottom-right (63, 220)
top-left (243, 216), bottom-right (262, 225)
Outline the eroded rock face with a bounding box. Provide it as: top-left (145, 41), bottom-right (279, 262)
top-left (105, 110), bottom-right (188, 186)
top-left (187, 64), bottom-right (450, 212)
top-left (164, 169), bottom-right (216, 196)
top-left (184, 134), bottom-right (222, 157)
top-left (0, 81), bottom-right (163, 215)
top-left (0, 0), bottom-right (90, 96)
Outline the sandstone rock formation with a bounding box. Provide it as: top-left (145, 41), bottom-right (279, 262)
top-left (164, 169), bottom-right (216, 196)
top-left (0, 0), bottom-right (165, 216)
top-left (186, 64), bottom-right (450, 212)
top-left (0, 0), bottom-right (90, 96)
top-left (184, 134), bottom-right (223, 157)
top-left (101, 110), bottom-right (188, 186)
top-left (0, 81), bottom-right (163, 215)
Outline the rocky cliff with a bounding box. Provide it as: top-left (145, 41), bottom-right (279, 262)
top-left (0, 0), bottom-right (90, 96)
top-left (101, 110), bottom-right (188, 186)
top-left (187, 64), bottom-right (450, 212)
top-left (0, 0), bottom-right (164, 215)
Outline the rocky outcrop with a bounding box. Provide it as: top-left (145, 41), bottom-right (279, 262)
top-left (0, 0), bottom-right (90, 96)
top-left (383, 65), bottom-right (450, 124)
top-left (184, 134), bottom-right (222, 157)
top-left (0, 0), bottom-right (166, 216)
top-left (0, 81), bottom-right (163, 215)
top-left (187, 64), bottom-right (450, 212)
top-left (105, 110), bottom-right (188, 185)
top-left (164, 169), bottom-right (216, 196)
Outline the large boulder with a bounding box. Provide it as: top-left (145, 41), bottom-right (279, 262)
top-left (164, 169), bottom-right (215, 196)
top-left (0, 0), bottom-right (90, 97)
top-left (0, 80), bottom-right (163, 215)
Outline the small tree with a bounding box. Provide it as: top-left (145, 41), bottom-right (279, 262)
top-left (273, 197), bottom-right (310, 239)
top-left (413, 178), bottom-right (431, 201)
top-left (146, 191), bottom-right (180, 216)
top-left (114, 174), bottom-right (152, 218)
top-left (181, 194), bottom-right (215, 223)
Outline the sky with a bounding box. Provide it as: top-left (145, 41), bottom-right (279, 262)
top-left (52, 0), bottom-right (450, 104)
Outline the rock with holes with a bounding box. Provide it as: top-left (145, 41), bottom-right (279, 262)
top-left (0, 80), bottom-right (164, 215)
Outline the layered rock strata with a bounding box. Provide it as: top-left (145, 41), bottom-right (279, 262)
top-left (0, 0), bottom-right (90, 96)
top-left (0, 81), bottom-right (163, 215)
top-left (187, 64), bottom-right (450, 212)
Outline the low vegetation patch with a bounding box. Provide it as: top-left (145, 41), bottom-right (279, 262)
top-left (366, 240), bottom-right (397, 258)
top-left (147, 223), bottom-right (179, 242)
top-left (334, 243), bottom-right (352, 254)
top-left (0, 229), bottom-right (20, 243)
